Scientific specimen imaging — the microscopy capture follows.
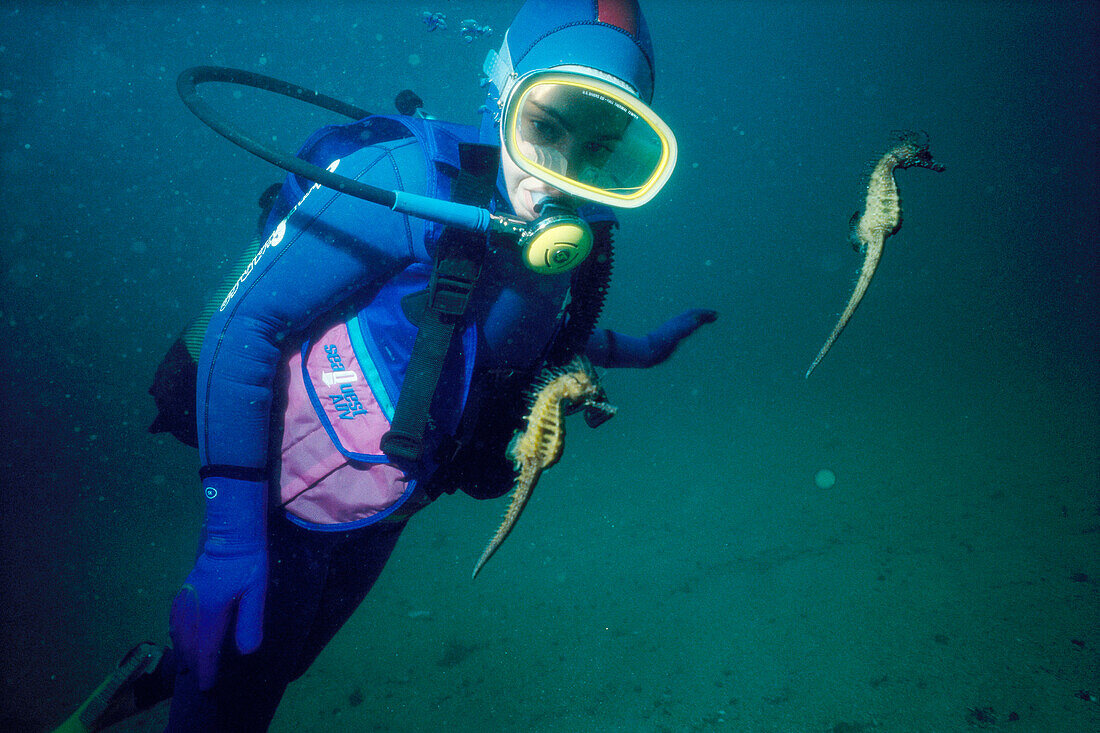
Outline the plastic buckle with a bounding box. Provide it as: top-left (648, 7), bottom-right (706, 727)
top-left (428, 259), bottom-right (479, 317)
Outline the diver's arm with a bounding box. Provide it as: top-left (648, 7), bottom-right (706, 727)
top-left (586, 308), bottom-right (717, 368)
top-left (196, 139), bottom-right (425, 472)
top-left (172, 140), bottom-right (427, 690)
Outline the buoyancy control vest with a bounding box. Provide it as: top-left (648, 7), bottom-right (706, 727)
top-left (149, 113), bottom-right (616, 522)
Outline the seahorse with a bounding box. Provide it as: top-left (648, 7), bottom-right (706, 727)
top-left (804, 132), bottom-right (945, 378)
top-left (471, 356), bottom-right (616, 579)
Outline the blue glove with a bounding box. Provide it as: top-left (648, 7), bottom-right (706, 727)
top-left (587, 308), bottom-right (718, 368)
top-left (170, 476), bottom-right (267, 691)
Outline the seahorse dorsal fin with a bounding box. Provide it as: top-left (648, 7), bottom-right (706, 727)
top-left (848, 210), bottom-right (864, 252)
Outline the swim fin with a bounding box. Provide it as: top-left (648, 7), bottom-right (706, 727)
top-left (52, 642), bottom-right (164, 733)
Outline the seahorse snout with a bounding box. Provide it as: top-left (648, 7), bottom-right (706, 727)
top-left (583, 398), bottom-right (617, 428)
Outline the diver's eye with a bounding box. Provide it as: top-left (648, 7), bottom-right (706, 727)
top-left (584, 140), bottom-right (614, 156)
top-left (525, 116), bottom-right (563, 145)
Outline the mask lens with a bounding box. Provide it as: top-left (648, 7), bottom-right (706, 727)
top-left (503, 73), bottom-right (676, 207)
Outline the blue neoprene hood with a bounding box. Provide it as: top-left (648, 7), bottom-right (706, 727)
top-left (480, 0), bottom-right (656, 145)
top-left (506, 0), bottom-right (654, 101)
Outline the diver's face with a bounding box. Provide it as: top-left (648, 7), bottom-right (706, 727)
top-left (501, 142), bottom-right (566, 222)
top-left (501, 81), bottom-right (631, 220)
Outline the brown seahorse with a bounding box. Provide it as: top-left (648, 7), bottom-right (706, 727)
top-left (805, 132), bottom-right (945, 378)
top-left (471, 357), bottom-right (616, 579)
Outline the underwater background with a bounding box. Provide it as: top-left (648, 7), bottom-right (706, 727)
top-left (1, 1), bottom-right (1097, 731)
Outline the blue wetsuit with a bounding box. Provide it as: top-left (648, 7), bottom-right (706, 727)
top-left (163, 0), bottom-right (721, 723)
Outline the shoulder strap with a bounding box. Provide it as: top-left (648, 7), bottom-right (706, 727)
top-left (379, 142), bottom-right (500, 464)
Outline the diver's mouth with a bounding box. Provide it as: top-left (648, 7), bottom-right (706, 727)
top-left (530, 189), bottom-right (574, 217)
top-left (531, 192), bottom-right (550, 215)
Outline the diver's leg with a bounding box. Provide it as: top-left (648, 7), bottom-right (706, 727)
top-left (285, 518), bottom-right (407, 681)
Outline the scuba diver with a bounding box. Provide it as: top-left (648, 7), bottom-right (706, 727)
top-left (55, 1), bottom-right (716, 730)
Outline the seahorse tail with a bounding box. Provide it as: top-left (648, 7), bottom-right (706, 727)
top-left (471, 459), bottom-right (542, 579)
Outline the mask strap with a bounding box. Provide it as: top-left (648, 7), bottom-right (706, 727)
top-left (483, 34), bottom-right (517, 113)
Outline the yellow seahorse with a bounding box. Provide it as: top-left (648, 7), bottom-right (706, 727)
top-left (471, 357), bottom-right (616, 579)
top-left (805, 132), bottom-right (945, 378)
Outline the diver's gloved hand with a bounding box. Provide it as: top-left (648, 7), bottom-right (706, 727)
top-left (170, 476), bottom-right (267, 691)
top-left (587, 308), bottom-right (718, 368)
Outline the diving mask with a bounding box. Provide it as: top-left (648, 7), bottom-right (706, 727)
top-left (497, 69), bottom-right (677, 208)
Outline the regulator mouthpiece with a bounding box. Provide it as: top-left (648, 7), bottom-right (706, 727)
top-left (517, 201), bottom-right (593, 274)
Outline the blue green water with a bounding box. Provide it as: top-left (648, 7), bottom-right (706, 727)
top-left (1, 2), bottom-right (1097, 731)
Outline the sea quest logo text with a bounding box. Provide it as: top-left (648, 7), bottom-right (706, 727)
top-left (324, 344), bottom-right (367, 420)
